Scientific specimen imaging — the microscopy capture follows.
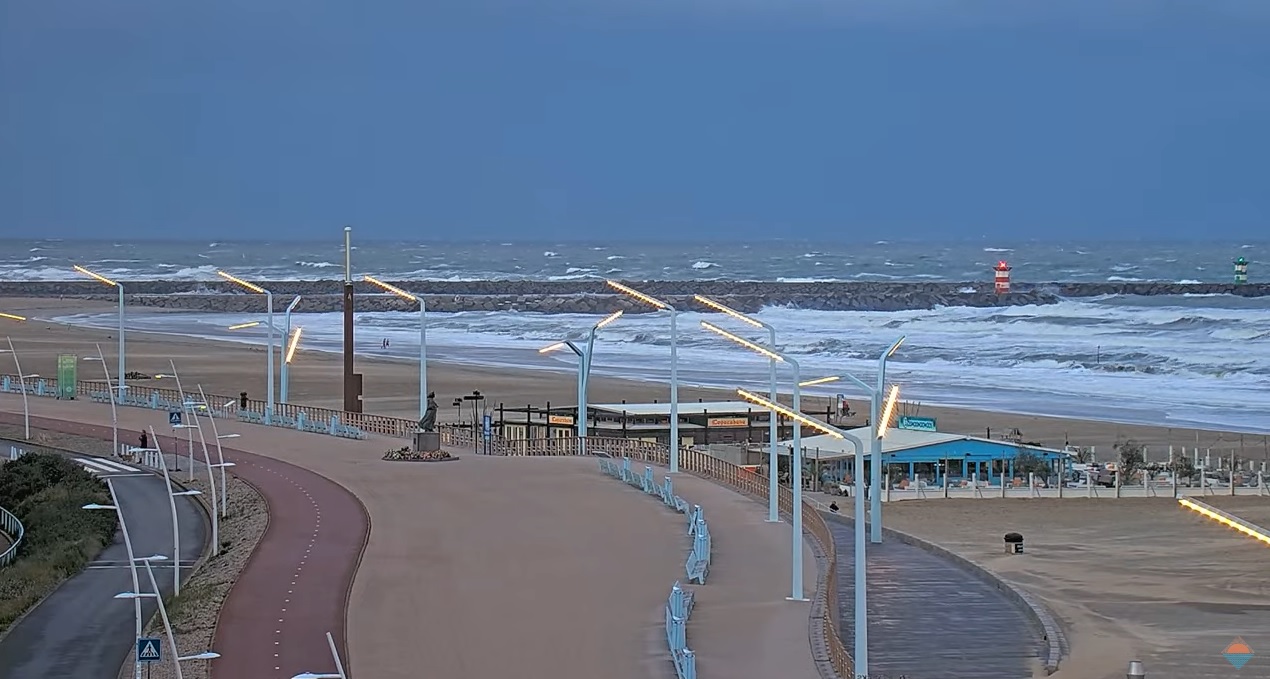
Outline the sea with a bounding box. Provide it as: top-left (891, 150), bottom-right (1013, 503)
top-left (5, 238), bottom-right (1269, 435)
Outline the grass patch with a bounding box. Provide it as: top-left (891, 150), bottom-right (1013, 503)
top-left (0, 452), bottom-right (118, 634)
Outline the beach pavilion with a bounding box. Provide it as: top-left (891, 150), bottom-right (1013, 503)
top-left (778, 427), bottom-right (1073, 489)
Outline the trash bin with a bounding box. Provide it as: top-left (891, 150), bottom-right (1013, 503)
top-left (1003, 532), bottom-right (1024, 554)
top-left (1126, 660), bottom-right (1146, 678)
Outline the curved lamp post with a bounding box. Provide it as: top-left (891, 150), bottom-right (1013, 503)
top-left (144, 426), bottom-right (201, 596)
top-left (694, 295), bottom-right (780, 520)
top-left (84, 478), bottom-right (144, 679)
top-left (227, 320), bottom-right (303, 404)
top-left (290, 631), bottom-right (349, 679)
top-left (216, 271), bottom-right (275, 423)
top-left (364, 275), bottom-right (427, 420)
top-left (73, 265), bottom-right (125, 399)
top-left (282, 295), bottom-right (301, 403)
top-left (1, 335), bottom-right (31, 440)
top-left (116, 555), bottom-right (221, 679)
top-left (83, 344), bottom-right (120, 454)
top-left (734, 387), bottom-right (898, 678)
top-left (606, 281), bottom-right (679, 472)
top-left (539, 310), bottom-right (623, 456)
top-left (700, 320), bottom-right (807, 601)
top-left (165, 364), bottom-right (220, 554)
top-left (198, 384), bottom-right (238, 517)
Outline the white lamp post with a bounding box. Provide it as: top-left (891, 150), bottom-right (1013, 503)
top-left (216, 271), bottom-right (275, 423)
top-left (871, 338), bottom-right (904, 543)
top-left (140, 425), bottom-right (201, 596)
top-left (199, 384), bottom-right (238, 517)
top-left (1, 336), bottom-right (30, 440)
top-left (227, 319), bottom-right (301, 405)
top-left (734, 387), bottom-right (898, 678)
top-left (606, 281), bottom-right (679, 472)
top-left (281, 295), bottom-right (301, 403)
top-left (84, 344), bottom-right (120, 455)
top-left (84, 478), bottom-right (144, 679)
top-left (290, 631), bottom-right (349, 679)
top-left (166, 367), bottom-right (220, 555)
top-left (694, 295), bottom-right (780, 521)
top-left (700, 321), bottom-right (807, 602)
top-left (364, 276), bottom-right (428, 420)
top-left (116, 555), bottom-right (221, 679)
top-left (73, 265), bottom-right (126, 399)
top-left (539, 310), bottom-right (623, 456)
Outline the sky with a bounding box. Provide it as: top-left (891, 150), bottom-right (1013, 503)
top-left (1, 1), bottom-right (1268, 242)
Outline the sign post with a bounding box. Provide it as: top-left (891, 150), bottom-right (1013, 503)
top-left (482, 414), bottom-right (492, 455)
top-left (168, 411), bottom-right (182, 427)
top-left (57, 354), bottom-right (77, 399)
top-left (137, 637), bottom-right (161, 664)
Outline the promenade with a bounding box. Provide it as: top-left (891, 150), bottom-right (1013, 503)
top-left (1, 395), bottom-right (832, 679)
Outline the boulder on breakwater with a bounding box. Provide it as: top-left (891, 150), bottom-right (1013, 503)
top-left (2, 280), bottom-right (1267, 314)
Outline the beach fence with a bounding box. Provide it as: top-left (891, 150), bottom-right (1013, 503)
top-left (599, 456), bottom-right (707, 679)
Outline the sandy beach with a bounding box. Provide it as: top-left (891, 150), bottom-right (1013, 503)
top-left (2, 297), bottom-right (1267, 459)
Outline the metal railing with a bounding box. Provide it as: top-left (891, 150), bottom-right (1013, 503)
top-left (0, 505), bottom-right (24, 568)
top-left (600, 456), bottom-right (705, 679)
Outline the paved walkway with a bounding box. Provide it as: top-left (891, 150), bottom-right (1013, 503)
top-left (0, 439), bottom-right (205, 679)
top-left (0, 397), bottom-right (368, 679)
top-left (2, 396), bottom-right (697, 679)
top-left (619, 463), bottom-right (822, 679)
top-left (824, 515), bottom-right (1043, 678)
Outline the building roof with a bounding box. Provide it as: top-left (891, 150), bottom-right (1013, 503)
top-left (568, 401), bottom-right (768, 417)
top-left (777, 427), bottom-right (1070, 460)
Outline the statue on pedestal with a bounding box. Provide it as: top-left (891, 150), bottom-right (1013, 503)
top-left (419, 392), bottom-right (438, 432)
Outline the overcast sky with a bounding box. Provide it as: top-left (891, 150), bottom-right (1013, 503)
top-left (1, 1), bottom-right (1267, 242)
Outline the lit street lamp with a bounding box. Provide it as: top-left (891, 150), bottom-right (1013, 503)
top-left (606, 281), bottom-right (680, 472)
top-left (364, 275), bottom-right (428, 421)
top-left (290, 632), bottom-right (349, 679)
top-left (735, 386), bottom-right (897, 679)
top-left (1, 337), bottom-right (31, 439)
top-left (796, 335), bottom-right (905, 543)
top-left (73, 265), bottom-right (126, 399)
top-left (695, 295), bottom-right (780, 520)
top-left (84, 478), bottom-right (144, 679)
top-left (700, 320), bottom-right (807, 602)
top-left (282, 295), bottom-right (301, 402)
top-left (539, 310), bottom-right (623, 456)
top-left (216, 271), bottom-right (275, 423)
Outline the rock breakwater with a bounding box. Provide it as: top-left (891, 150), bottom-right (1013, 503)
top-left (3, 280), bottom-right (1267, 314)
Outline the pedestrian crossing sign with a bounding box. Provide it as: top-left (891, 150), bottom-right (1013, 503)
top-left (169, 411), bottom-right (182, 426)
top-left (137, 637), bottom-right (162, 663)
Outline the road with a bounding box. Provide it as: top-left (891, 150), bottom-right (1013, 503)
top-left (0, 439), bottom-right (206, 679)
top-left (0, 400), bottom-right (369, 679)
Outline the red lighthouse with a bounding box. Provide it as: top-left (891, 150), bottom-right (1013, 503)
top-left (994, 261), bottom-right (1012, 295)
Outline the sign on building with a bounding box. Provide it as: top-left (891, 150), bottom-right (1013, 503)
top-left (548, 415), bottom-right (574, 425)
top-left (898, 416), bottom-right (937, 432)
top-left (706, 417), bottom-right (749, 428)
top-left (56, 354), bottom-right (77, 400)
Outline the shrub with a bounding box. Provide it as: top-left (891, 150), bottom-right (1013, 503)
top-left (0, 453), bottom-right (118, 632)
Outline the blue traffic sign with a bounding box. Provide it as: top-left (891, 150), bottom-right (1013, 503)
top-left (482, 414), bottom-right (492, 440)
top-left (137, 637), bottom-right (162, 663)
top-left (168, 411), bottom-right (182, 426)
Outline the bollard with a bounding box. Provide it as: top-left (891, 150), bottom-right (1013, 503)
top-left (1126, 659), bottom-right (1145, 678)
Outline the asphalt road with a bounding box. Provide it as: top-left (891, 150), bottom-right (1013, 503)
top-left (0, 444), bottom-right (207, 679)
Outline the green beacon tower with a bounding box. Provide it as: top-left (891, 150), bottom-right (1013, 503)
top-left (1234, 257), bottom-right (1248, 284)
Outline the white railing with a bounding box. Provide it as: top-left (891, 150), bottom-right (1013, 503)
top-left (0, 505), bottom-right (24, 568)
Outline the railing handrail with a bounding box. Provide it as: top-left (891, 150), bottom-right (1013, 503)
top-left (0, 504), bottom-right (25, 568)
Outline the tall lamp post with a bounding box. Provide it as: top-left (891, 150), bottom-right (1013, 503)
top-left (166, 364), bottom-right (220, 554)
top-left (700, 321), bottom-right (807, 601)
top-left (694, 295), bottom-right (780, 521)
top-left (539, 310), bottom-right (623, 456)
top-left (73, 265), bottom-right (126, 399)
top-left (1, 335), bottom-right (31, 440)
top-left (216, 271), bottom-right (275, 424)
top-left (871, 338), bottom-right (904, 543)
top-left (116, 554), bottom-right (221, 679)
top-left (364, 275), bottom-right (427, 420)
top-left (281, 296), bottom-right (301, 403)
top-left (84, 344), bottom-right (120, 455)
top-left (227, 320), bottom-right (302, 404)
top-left (735, 387), bottom-right (899, 679)
top-left (84, 478), bottom-right (144, 679)
top-left (291, 631), bottom-right (349, 679)
top-left (143, 426), bottom-right (201, 596)
top-left (606, 281), bottom-right (679, 472)
top-left (199, 385), bottom-right (238, 517)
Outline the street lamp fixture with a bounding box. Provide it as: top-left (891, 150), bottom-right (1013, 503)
top-left (364, 275), bottom-right (428, 421)
top-left (116, 555), bottom-right (220, 679)
top-left (73, 265), bottom-right (126, 399)
top-left (290, 631), bottom-right (349, 679)
top-left (285, 326), bottom-right (303, 364)
top-left (84, 344), bottom-right (120, 454)
top-left (735, 387), bottom-right (874, 676)
top-left (0, 312), bottom-right (25, 322)
top-left (540, 310), bottom-right (623, 455)
top-left (606, 281), bottom-right (680, 472)
top-left (1, 339), bottom-right (30, 439)
top-left (84, 479), bottom-right (145, 679)
top-left (701, 321), bottom-right (807, 602)
top-left (216, 270), bottom-right (276, 423)
top-left (695, 294), bottom-right (781, 520)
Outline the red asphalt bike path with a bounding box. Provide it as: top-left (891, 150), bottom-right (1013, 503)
top-left (0, 410), bottom-right (370, 679)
